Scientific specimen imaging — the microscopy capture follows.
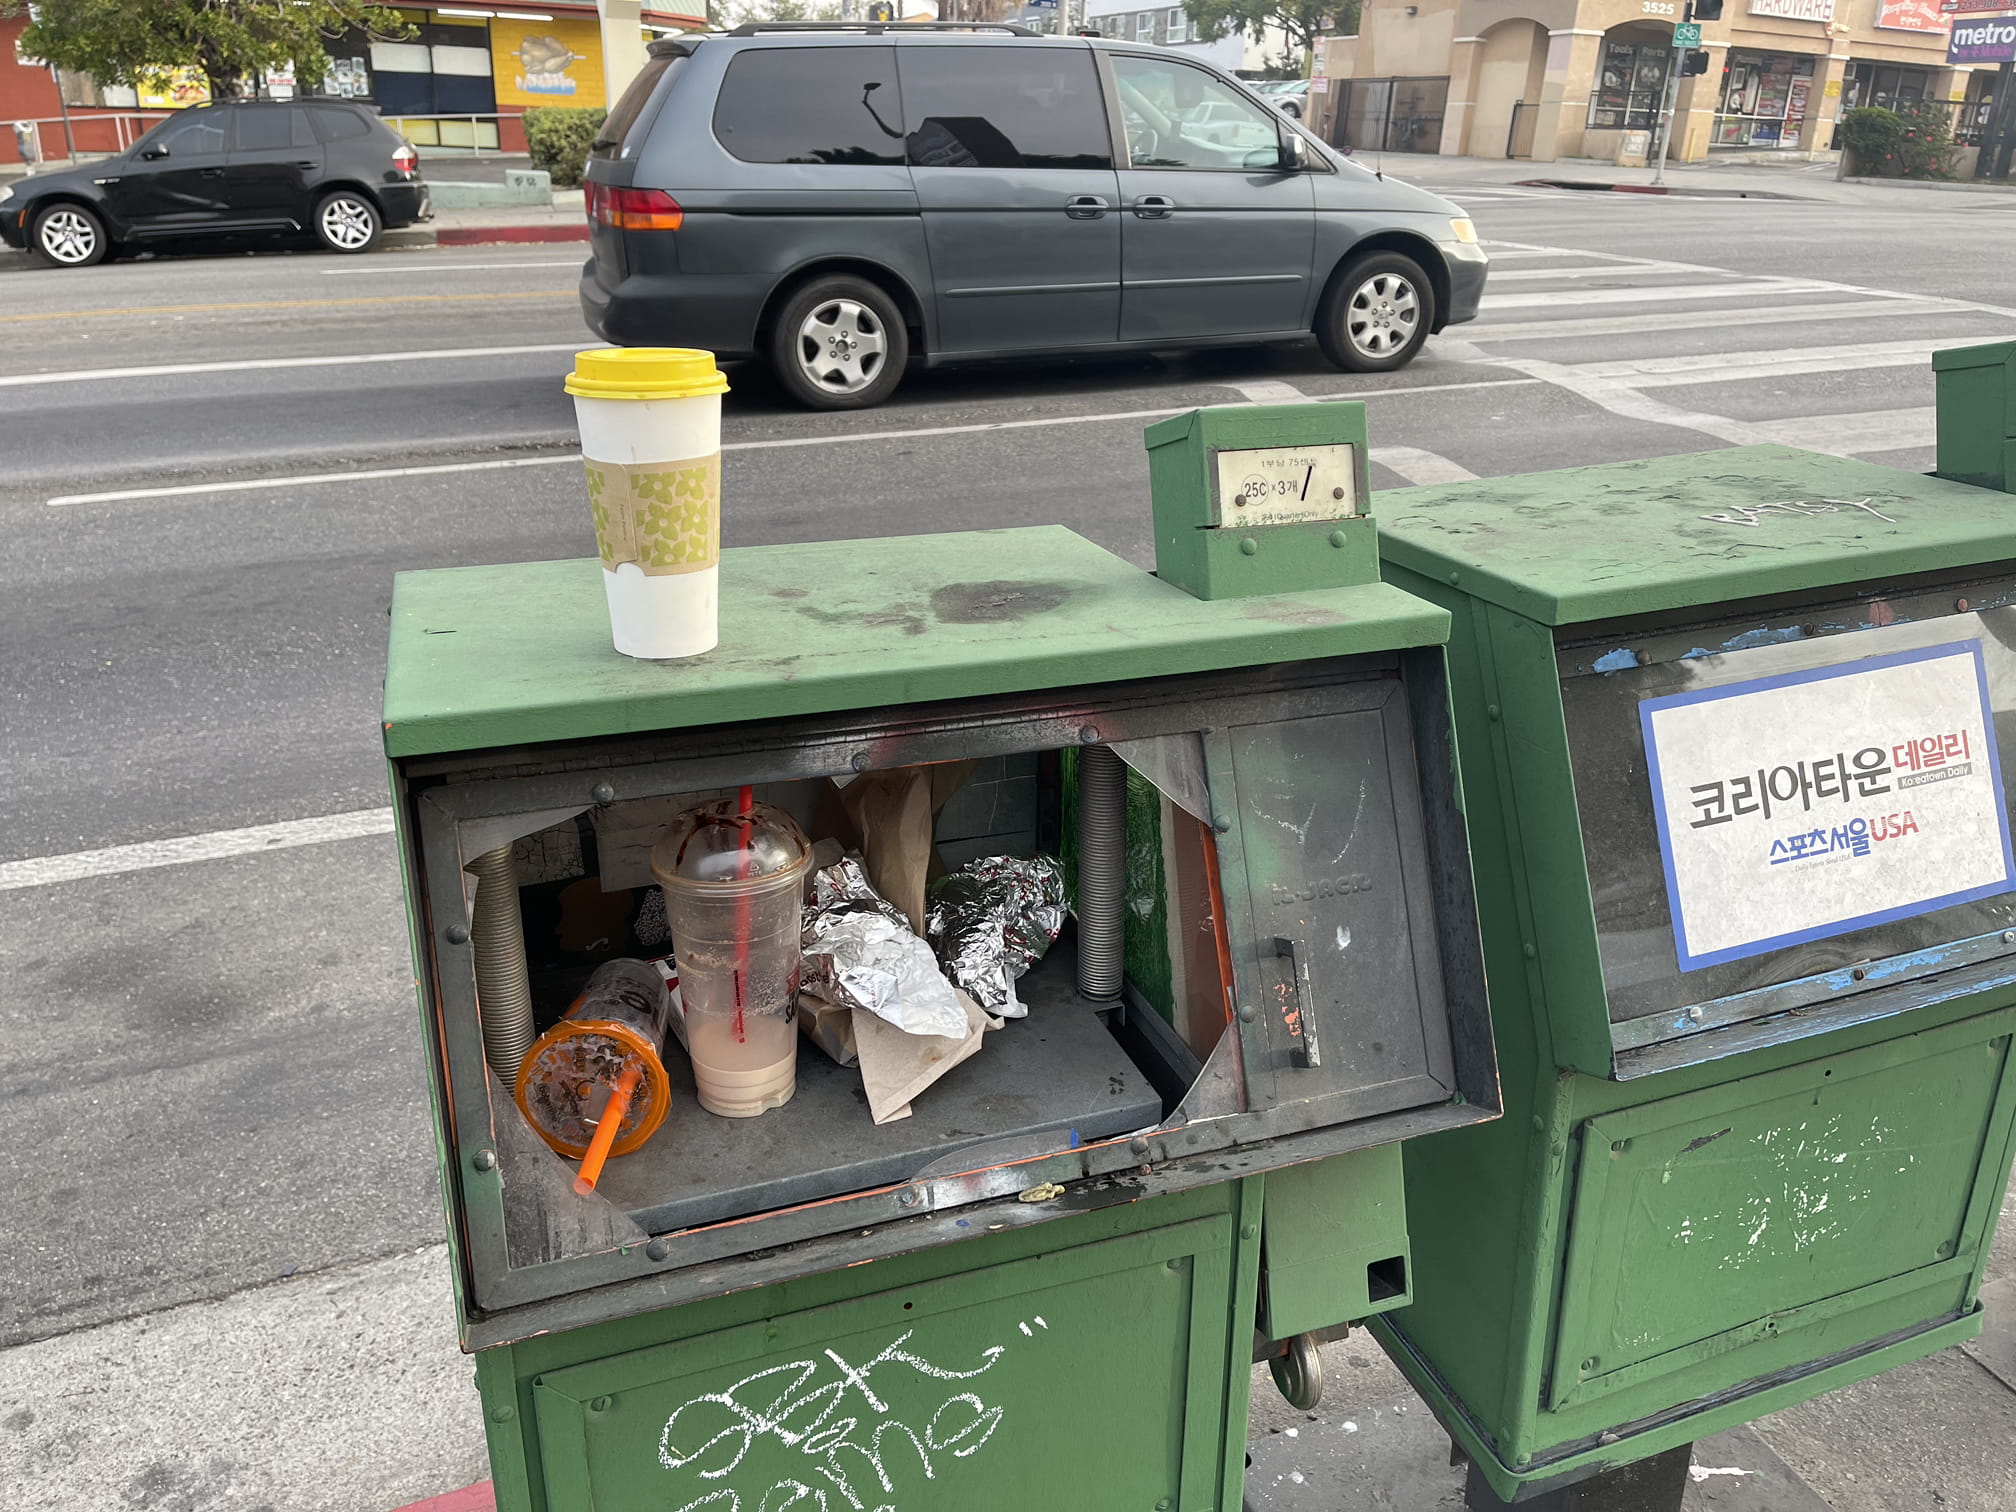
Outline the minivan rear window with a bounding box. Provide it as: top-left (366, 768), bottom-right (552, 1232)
top-left (599, 52), bottom-right (680, 155)
top-left (713, 47), bottom-right (902, 166)
top-left (898, 48), bottom-right (1112, 171)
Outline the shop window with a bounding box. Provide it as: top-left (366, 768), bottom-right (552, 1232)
top-left (1587, 39), bottom-right (1673, 132)
top-left (1715, 51), bottom-right (1815, 147)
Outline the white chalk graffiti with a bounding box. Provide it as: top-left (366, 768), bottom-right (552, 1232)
top-left (1698, 497), bottom-right (1897, 530)
top-left (657, 1322), bottom-right (1046, 1511)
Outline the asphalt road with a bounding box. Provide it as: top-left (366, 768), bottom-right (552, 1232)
top-left (4, 183), bottom-right (2016, 1510)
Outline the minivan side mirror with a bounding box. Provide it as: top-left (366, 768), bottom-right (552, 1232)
top-left (1279, 132), bottom-right (1309, 172)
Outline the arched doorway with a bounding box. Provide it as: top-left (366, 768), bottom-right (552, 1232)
top-left (1471, 19), bottom-right (1549, 160)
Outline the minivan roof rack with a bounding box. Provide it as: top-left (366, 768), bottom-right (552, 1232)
top-left (727, 21), bottom-right (1036, 35)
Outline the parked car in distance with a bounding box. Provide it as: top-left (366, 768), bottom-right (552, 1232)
top-left (581, 23), bottom-right (1486, 411)
top-left (0, 99), bottom-right (430, 268)
top-left (1257, 78), bottom-right (1311, 118)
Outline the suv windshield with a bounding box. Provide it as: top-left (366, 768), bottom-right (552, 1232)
top-left (130, 109), bottom-right (228, 157)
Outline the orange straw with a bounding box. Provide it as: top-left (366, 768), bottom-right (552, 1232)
top-left (573, 1061), bottom-right (643, 1196)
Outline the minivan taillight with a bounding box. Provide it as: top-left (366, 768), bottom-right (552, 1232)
top-left (392, 143), bottom-right (418, 174)
top-left (587, 180), bottom-right (683, 232)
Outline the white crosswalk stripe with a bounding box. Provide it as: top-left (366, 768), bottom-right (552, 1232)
top-left (1431, 232), bottom-right (2016, 468)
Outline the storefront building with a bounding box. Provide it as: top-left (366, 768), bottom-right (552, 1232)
top-left (2, 3), bottom-right (703, 165)
top-left (1319, 0), bottom-right (1969, 164)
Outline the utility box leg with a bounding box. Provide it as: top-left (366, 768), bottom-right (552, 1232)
top-left (1464, 1444), bottom-right (1690, 1511)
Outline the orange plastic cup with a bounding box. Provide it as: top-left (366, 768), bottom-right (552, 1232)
top-left (514, 959), bottom-right (672, 1161)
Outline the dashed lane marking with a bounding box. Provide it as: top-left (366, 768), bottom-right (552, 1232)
top-left (0, 809), bottom-right (394, 891)
top-left (0, 289), bottom-right (570, 323)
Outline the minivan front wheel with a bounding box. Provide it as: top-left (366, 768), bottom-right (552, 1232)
top-left (1317, 251), bottom-right (1435, 373)
top-left (314, 191), bottom-right (381, 254)
top-left (770, 276), bottom-right (908, 410)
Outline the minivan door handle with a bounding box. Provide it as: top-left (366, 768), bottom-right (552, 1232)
top-left (1064, 195), bottom-right (1109, 220)
top-left (1132, 195), bottom-right (1175, 219)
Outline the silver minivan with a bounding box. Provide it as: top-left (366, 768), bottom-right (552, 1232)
top-left (581, 24), bottom-right (1488, 410)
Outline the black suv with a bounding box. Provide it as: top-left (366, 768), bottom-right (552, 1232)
top-left (0, 99), bottom-right (431, 268)
top-left (581, 24), bottom-right (1487, 409)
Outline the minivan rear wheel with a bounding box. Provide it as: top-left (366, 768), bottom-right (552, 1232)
top-left (770, 276), bottom-right (908, 410)
top-left (1317, 251), bottom-right (1435, 373)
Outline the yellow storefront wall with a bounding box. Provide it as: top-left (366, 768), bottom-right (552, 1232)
top-left (491, 13), bottom-right (608, 111)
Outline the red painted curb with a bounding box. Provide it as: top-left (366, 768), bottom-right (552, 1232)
top-left (1511, 178), bottom-right (1670, 194)
top-left (434, 224), bottom-right (590, 245)
top-left (390, 1481), bottom-right (496, 1512)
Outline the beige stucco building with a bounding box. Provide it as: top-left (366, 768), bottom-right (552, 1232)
top-left (1319, 0), bottom-right (1981, 164)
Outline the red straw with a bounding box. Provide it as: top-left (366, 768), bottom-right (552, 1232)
top-left (732, 785), bottom-right (754, 1041)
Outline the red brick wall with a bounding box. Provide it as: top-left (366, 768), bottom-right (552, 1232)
top-left (1, 15), bottom-right (64, 164)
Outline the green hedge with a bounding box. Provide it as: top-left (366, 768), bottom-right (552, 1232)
top-left (524, 106), bottom-right (608, 189)
top-left (1837, 103), bottom-right (1957, 180)
top-left (1837, 106), bottom-right (1907, 176)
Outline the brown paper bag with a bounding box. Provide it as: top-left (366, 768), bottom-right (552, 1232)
top-left (835, 762), bottom-right (975, 934)
top-left (853, 989), bottom-right (1001, 1125)
top-left (797, 991), bottom-right (859, 1067)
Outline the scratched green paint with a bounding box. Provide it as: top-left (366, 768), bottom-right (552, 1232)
top-left (1379, 445), bottom-right (2016, 627)
top-left (382, 525), bottom-right (1444, 759)
top-left (473, 1183), bottom-right (1264, 1512)
top-left (1373, 446), bottom-right (2016, 1500)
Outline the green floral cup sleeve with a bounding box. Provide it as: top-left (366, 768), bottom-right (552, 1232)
top-left (581, 453), bottom-right (722, 577)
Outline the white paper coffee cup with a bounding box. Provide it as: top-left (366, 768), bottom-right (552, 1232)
top-left (565, 348), bottom-right (730, 660)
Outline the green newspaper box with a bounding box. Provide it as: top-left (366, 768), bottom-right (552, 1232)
top-left (1373, 445), bottom-right (2016, 1504)
top-left (382, 403), bottom-right (1498, 1512)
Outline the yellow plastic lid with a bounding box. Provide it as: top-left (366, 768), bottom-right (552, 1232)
top-left (565, 347), bottom-right (730, 402)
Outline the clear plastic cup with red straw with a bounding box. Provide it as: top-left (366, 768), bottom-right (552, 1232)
top-left (651, 794), bottom-right (812, 1118)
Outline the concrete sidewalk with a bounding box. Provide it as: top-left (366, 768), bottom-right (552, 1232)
top-left (1400, 150), bottom-right (2016, 209)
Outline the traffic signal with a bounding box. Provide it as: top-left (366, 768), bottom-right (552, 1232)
top-left (1681, 50), bottom-right (1711, 74)
top-left (866, 1), bottom-right (895, 18)
top-left (1688, 0), bottom-right (1724, 18)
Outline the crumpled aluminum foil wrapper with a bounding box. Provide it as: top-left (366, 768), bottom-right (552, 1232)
top-left (925, 855), bottom-right (1067, 1017)
top-left (809, 855), bottom-right (906, 923)
top-left (802, 858), bottom-right (969, 1040)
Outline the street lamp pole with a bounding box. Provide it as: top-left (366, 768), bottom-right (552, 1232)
top-left (1653, 2), bottom-right (1691, 188)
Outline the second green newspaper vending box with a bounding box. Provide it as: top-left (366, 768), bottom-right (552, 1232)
top-left (1373, 443), bottom-right (2016, 1503)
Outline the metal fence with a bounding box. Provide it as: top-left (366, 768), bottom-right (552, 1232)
top-left (3, 110), bottom-right (174, 167)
